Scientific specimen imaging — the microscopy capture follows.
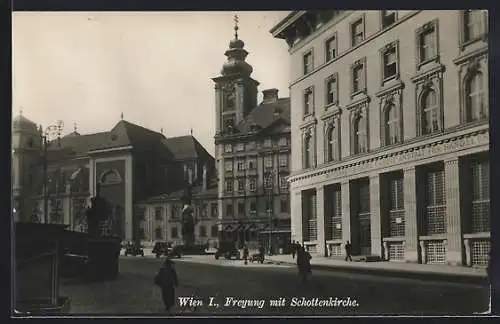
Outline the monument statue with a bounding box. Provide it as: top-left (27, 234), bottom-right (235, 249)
top-left (86, 183), bottom-right (110, 237)
top-left (180, 184), bottom-right (195, 246)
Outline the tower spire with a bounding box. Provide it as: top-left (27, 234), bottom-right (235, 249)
top-left (234, 14), bottom-right (239, 40)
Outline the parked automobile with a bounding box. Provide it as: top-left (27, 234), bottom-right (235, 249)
top-left (215, 242), bottom-right (241, 260)
top-left (167, 245), bottom-right (183, 259)
top-left (250, 252), bottom-right (264, 264)
top-left (124, 243), bottom-right (144, 257)
top-left (152, 242), bottom-right (170, 258)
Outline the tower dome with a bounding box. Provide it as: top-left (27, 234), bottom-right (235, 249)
top-left (12, 113), bottom-right (38, 133)
top-left (220, 14), bottom-right (253, 77)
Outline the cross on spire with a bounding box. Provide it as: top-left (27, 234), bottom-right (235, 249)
top-left (190, 128), bottom-right (193, 136)
top-left (120, 112), bottom-right (124, 120)
top-left (74, 122), bottom-right (78, 133)
top-left (234, 14), bottom-right (239, 39)
top-left (19, 108), bottom-right (23, 116)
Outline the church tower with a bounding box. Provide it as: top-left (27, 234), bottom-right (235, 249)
top-left (12, 112), bottom-right (42, 221)
top-left (212, 15), bottom-right (259, 136)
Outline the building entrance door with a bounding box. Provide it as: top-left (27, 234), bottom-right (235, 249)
top-left (358, 214), bottom-right (371, 255)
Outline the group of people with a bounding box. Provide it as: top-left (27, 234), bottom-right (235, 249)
top-left (290, 241), bottom-right (313, 283)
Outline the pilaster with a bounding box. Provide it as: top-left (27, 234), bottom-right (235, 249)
top-left (403, 167), bottom-right (419, 262)
top-left (341, 180), bottom-right (351, 246)
top-left (291, 190), bottom-right (303, 243)
top-left (444, 157), bottom-right (464, 265)
top-left (369, 174), bottom-right (382, 257)
top-left (316, 186), bottom-right (326, 256)
top-left (125, 154), bottom-right (133, 241)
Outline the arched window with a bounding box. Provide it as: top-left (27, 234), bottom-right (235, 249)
top-left (466, 72), bottom-right (486, 122)
top-left (100, 169), bottom-right (122, 185)
top-left (325, 125), bottom-right (338, 162)
top-left (385, 104), bottom-right (400, 145)
top-left (304, 134), bottom-right (312, 168)
top-left (354, 115), bottom-right (367, 154)
top-left (421, 90), bottom-right (440, 135)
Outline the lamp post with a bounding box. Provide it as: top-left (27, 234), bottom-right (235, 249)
top-left (40, 121), bottom-right (64, 224)
top-left (266, 169), bottom-right (276, 255)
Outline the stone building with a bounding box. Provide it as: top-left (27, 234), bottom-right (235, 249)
top-left (213, 22), bottom-right (292, 252)
top-left (137, 164), bottom-right (218, 248)
top-left (271, 10), bottom-right (489, 266)
top-left (15, 116), bottom-right (213, 243)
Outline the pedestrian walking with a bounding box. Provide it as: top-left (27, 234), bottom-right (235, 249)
top-left (291, 241), bottom-right (296, 259)
top-left (154, 258), bottom-right (179, 312)
top-left (258, 245), bottom-right (265, 264)
top-left (297, 246), bottom-right (312, 283)
top-left (243, 245), bottom-right (249, 265)
top-left (344, 240), bottom-right (353, 261)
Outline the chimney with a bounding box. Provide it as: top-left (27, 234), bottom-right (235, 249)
top-left (202, 164), bottom-right (208, 191)
top-left (262, 88), bottom-right (279, 104)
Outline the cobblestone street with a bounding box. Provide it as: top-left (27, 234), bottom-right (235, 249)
top-left (59, 256), bottom-right (490, 315)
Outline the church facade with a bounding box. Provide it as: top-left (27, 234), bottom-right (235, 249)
top-left (12, 116), bottom-right (214, 243)
top-left (271, 10), bottom-right (489, 266)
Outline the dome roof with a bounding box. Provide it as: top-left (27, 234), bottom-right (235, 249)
top-left (12, 114), bottom-right (38, 132)
top-left (221, 59), bottom-right (253, 76)
top-left (229, 38), bottom-right (245, 49)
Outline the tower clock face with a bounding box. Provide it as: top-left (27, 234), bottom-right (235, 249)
top-left (222, 82), bottom-right (236, 111)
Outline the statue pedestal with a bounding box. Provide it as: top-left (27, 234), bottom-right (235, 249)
top-left (14, 223), bottom-right (71, 315)
top-left (85, 237), bottom-right (121, 281)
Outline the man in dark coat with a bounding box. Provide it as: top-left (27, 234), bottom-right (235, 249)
top-left (296, 246), bottom-right (312, 283)
top-left (155, 259), bottom-right (179, 312)
top-left (243, 245), bottom-right (249, 265)
top-left (291, 241), bottom-right (297, 260)
top-left (344, 241), bottom-right (353, 261)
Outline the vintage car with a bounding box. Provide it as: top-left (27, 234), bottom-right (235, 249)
top-left (124, 243), bottom-right (144, 257)
top-left (152, 242), bottom-right (170, 258)
top-left (167, 245), bottom-right (182, 259)
top-left (215, 242), bottom-right (241, 260)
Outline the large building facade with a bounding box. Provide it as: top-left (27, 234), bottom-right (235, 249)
top-left (213, 24), bottom-right (292, 252)
top-left (272, 10), bottom-right (489, 266)
top-left (12, 116), bottom-right (214, 243)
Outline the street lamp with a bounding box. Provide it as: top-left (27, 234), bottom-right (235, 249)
top-left (265, 169), bottom-right (276, 255)
top-left (40, 121), bottom-right (64, 224)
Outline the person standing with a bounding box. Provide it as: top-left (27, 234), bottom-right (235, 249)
top-left (243, 245), bottom-right (249, 265)
top-left (291, 241), bottom-right (297, 259)
top-left (155, 259), bottom-right (179, 312)
top-left (296, 246), bottom-right (312, 283)
top-left (344, 241), bottom-right (353, 261)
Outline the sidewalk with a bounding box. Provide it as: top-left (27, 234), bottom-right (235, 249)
top-left (266, 254), bottom-right (488, 284)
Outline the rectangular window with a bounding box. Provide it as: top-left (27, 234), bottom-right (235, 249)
top-left (225, 179), bottom-right (233, 193)
top-left (418, 23), bottom-right (437, 63)
top-left (247, 141), bottom-right (256, 150)
top-left (304, 191), bottom-right (318, 241)
top-left (280, 199), bottom-right (289, 213)
top-left (249, 201), bottom-right (257, 214)
top-left (464, 10), bottom-right (486, 43)
top-left (236, 160), bottom-right (245, 171)
top-left (424, 167), bottom-right (446, 235)
top-left (199, 226), bottom-right (207, 237)
top-left (351, 18), bottom-right (364, 47)
top-left (279, 137), bottom-right (287, 146)
top-left (279, 154), bottom-right (288, 168)
top-left (237, 179), bottom-right (245, 192)
top-left (247, 159), bottom-right (256, 170)
top-left (224, 144), bottom-right (233, 153)
top-left (223, 116), bottom-right (235, 131)
top-left (139, 227), bottom-right (146, 239)
top-left (211, 203), bottom-right (218, 218)
top-left (238, 202), bottom-right (245, 215)
top-left (155, 207), bottom-right (163, 221)
top-left (326, 75), bottom-right (338, 105)
top-left (352, 62), bottom-right (365, 94)
top-left (382, 10), bottom-right (397, 28)
top-left (226, 204), bottom-right (233, 217)
top-left (264, 175), bottom-right (273, 189)
top-left (211, 225), bottom-right (218, 237)
top-left (224, 160), bottom-right (233, 172)
top-left (325, 187), bottom-right (342, 240)
top-left (249, 178), bottom-right (257, 191)
top-left (263, 139), bottom-right (272, 147)
top-left (304, 87), bottom-right (314, 115)
top-left (383, 45), bottom-right (397, 80)
top-left (236, 143), bottom-right (245, 151)
top-left (325, 35), bottom-right (337, 62)
top-left (471, 159), bottom-right (490, 233)
top-left (388, 175), bottom-right (405, 237)
top-left (171, 205), bottom-right (179, 219)
top-left (171, 227), bottom-right (178, 238)
top-left (303, 51), bottom-right (313, 75)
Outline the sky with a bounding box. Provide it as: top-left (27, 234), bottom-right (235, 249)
top-left (12, 11), bottom-right (291, 156)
